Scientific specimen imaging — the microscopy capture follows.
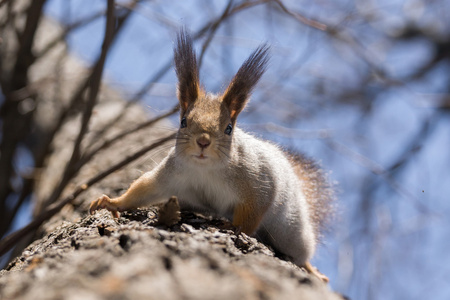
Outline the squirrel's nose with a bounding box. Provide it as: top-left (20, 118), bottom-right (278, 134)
top-left (196, 135), bottom-right (211, 149)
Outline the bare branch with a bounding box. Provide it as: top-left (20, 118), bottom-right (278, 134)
top-left (68, 0), bottom-right (116, 170)
top-left (0, 0), bottom-right (47, 238)
top-left (272, 0), bottom-right (328, 31)
top-left (37, 11), bottom-right (105, 58)
top-left (325, 139), bottom-right (432, 214)
top-left (35, 0), bottom-right (136, 213)
top-left (197, 0), bottom-right (234, 68)
top-left (80, 105), bottom-right (179, 168)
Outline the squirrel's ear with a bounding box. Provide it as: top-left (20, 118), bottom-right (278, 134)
top-left (174, 29), bottom-right (200, 113)
top-left (223, 44), bottom-right (270, 121)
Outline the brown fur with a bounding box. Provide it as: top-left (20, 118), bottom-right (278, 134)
top-left (223, 44), bottom-right (270, 122)
top-left (174, 29), bottom-right (202, 114)
top-left (232, 183), bottom-right (271, 235)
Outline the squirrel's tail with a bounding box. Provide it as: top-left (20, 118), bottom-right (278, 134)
top-left (287, 151), bottom-right (336, 240)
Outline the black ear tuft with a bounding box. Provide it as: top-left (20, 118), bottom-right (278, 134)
top-left (223, 44), bottom-right (270, 121)
top-left (174, 28), bottom-right (200, 113)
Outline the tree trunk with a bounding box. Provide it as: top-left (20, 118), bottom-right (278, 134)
top-left (1, 208), bottom-right (344, 300)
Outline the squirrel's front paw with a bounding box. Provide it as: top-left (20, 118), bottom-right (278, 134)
top-left (89, 194), bottom-right (120, 218)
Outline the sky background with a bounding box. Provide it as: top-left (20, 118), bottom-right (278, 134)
top-left (34, 1), bottom-right (450, 299)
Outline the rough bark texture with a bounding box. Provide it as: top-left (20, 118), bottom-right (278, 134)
top-left (1, 209), bottom-right (343, 300)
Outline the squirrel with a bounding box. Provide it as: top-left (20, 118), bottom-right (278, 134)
top-left (90, 29), bottom-right (334, 283)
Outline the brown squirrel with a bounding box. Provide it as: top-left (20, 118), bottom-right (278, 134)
top-left (90, 30), bottom-right (334, 282)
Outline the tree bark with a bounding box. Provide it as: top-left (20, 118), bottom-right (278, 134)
top-left (0, 208), bottom-right (344, 300)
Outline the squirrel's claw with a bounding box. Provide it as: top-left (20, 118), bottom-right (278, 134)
top-left (233, 225), bottom-right (242, 236)
top-left (304, 262), bottom-right (329, 283)
top-left (90, 194), bottom-right (120, 218)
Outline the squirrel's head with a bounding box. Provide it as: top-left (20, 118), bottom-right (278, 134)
top-left (173, 29), bottom-right (269, 165)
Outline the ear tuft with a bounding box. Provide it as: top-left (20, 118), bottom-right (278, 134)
top-left (174, 29), bottom-right (200, 113)
top-left (223, 44), bottom-right (270, 121)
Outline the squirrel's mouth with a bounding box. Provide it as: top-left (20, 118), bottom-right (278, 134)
top-left (193, 153), bottom-right (208, 160)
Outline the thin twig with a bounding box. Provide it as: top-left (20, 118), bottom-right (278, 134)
top-left (68, 0), bottom-right (116, 170)
top-left (324, 139), bottom-right (432, 214)
top-left (87, 61), bottom-right (174, 143)
top-left (198, 0), bottom-right (234, 68)
top-left (272, 0), bottom-right (328, 31)
top-left (272, 0), bottom-right (401, 85)
top-left (37, 11), bottom-right (105, 58)
top-left (80, 105), bottom-right (179, 168)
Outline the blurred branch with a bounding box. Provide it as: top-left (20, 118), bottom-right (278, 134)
top-left (272, 0), bottom-right (405, 87)
top-left (326, 139), bottom-right (432, 214)
top-left (197, 0), bottom-right (234, 67)
top-left (36, 0), bottom-right (140, 157)
top-left (396, 25), bottom-right (450, 82)
top-left (117, 1), bottom-right (179, 30)
top-left (0, 0), bottom-right (47, 238)
top-left (355, 114), bottom-right (437, 228)
top-left (272, 0), bottom-right (328, 31)
top-left (250, 122), bottom-right (333, 139)
top-left (37, 10), bottom-right (105, 58)
top-left (38, 0), bottom-right (117, 212)
top-left (86, 60), bottom-right (174, 144)
top-left (0, 133), bottom-right (175, 258)
top-left (33, 1), bottom-right (138, 178)
top-left (81, 105), bottom-right (179, 168)
top-left (0, 0), bottom-right (10, 8)
top-left (3, 44), bottom-right (72, 241)
top-left (67, 0), bottom-right (116, 172)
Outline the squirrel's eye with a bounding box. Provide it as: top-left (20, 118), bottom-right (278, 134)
top-left (224, 123), bottom-right (233, 135)
top-left (180, 117), bottom-right (187, 128)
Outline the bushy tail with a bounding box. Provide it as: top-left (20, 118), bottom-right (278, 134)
top-left (288, 151), bottom-right (336, 240)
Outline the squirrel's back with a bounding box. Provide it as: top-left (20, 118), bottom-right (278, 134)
top-left (231, 128), bottom-right (334, 240)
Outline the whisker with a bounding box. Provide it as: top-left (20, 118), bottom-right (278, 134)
top-left (215, 141), bottom-right (231, 147)
top-left (175, 137), bottom-right (190, 142)
top-left (174, 147), bottom-right (189, 157)
top-left (139, 145), bottom-right (175, 160)
top-left (217, 146), bottom-right (231, 160)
